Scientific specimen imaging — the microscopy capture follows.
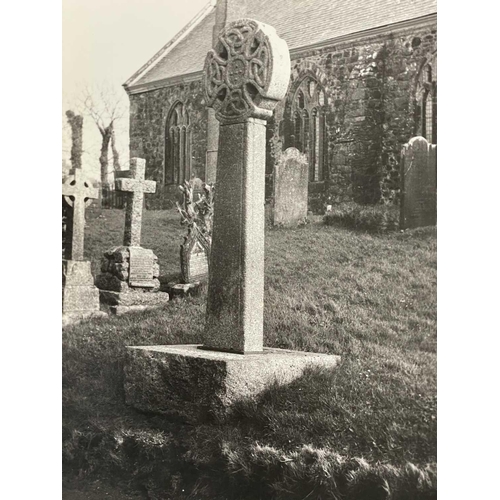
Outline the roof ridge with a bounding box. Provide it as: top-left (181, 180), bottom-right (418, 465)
top-left (127, 0), bottom-right (437, 93)
top-left (123, 0), bottom-right (216, 91)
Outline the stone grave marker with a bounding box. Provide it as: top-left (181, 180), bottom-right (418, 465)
top-left (117, 157), bottom-right (156, 247)
top-left (272, 147), bottom-right (309, 226)
top-left (123, 19), bottom-right (340, 420)
top-left (62, 168), bottom-right (106, 325)
top-left (95, 158), bottom-right (169, 314)
top-left (400, 136), bottom-right (437, 229)
top-left (163, 181), bottom-right (213, 298)
top-left (181, 230), bottom-right (210, 283)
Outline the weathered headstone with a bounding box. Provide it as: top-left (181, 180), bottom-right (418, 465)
top-left (162, 180), bottom-right (213, 298)
top-left (62, 169), bottom-right (106, 325)
top-left (272, 147), bottom-right (309, 226)
top-left (96, 158), bottom-right (169, 314)
top-left (124, 19), bottom-right (340, 420)
top-left (181, 229), bottom-right (210, 283)
top-left (179, 181), bottom-right (212, 284)
top-left (400, 136), bottom-right (437, 229)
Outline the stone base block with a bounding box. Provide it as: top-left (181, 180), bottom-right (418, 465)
top-left (62, 310), bottom-right (107, 327)
top-left (100, 289), bottom-right (170, 307)
top-left (124, 345), bottom-right (341, 421)
top-left (110, 305), bottom-right (154, 316)
top-left (161, 281), bottom-right (204, 298)
top-left (62, 260), bottom-right (102, 316)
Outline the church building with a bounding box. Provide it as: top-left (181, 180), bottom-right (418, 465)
top-left (123, 0), bottom-right (437, 212)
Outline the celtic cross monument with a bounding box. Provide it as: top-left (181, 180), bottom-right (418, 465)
top-left (203, 18), bottom-right (290, 353)
top-left (123, 19), bottom-right (340, 419)
top-left (62, 168), bottom-right (106, 325)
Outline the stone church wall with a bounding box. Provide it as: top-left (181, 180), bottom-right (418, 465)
top-left (129, 20), bottom-right (436, 211)
top-left (129, 80), bottom-right (208, 209)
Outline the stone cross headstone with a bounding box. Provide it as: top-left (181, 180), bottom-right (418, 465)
top-left (96, 158), bottom-right (168, 314)
top-left (62, 169), bottom-right (99, 261)
top-left (115, 158), bottom-right (156, 247)
top-left (272, 147), bottom-right (309, 226)
top-left (400, 136), bottom-right (437, 229)
top-left (62, 168), bottom-right (105, 325)
top-left (203, 18), bottom-right (290, 353)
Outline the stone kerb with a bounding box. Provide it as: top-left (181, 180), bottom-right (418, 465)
top-left (273, 147), bottom-right (309, 226)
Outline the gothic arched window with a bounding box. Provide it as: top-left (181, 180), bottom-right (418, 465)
top-left (416, 55), bottom-right (437, 144)
top-left (288, 77), bottom-right (327, 182)
top-left (165, 102), bottom-right (191, 185)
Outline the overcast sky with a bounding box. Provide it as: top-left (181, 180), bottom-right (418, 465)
top-left (62, 0), bottom-right (210, 176)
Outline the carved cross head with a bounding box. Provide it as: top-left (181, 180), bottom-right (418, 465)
top-left (62, 169), bottom-right (98, 208)
top-left (203, 18), bottom-right (290, 124)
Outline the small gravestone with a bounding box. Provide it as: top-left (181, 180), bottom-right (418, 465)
top-left (163, 181), bottom-right (213, 298)
top-left (124, 19), bottom-right (340, 421)
top-left (181, 228), bottom-right (210, 283)
top-left (95, 158), bottom-right (169, 315)
top-left (272, 147), bottom-right (309, 226)
top-left (400, 136), bottom-right (437, 229)
top-left (62, 168), bottom-right (106, 326)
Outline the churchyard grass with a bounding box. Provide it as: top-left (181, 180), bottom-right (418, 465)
top-left (64, 208), bottom-right (436, 498)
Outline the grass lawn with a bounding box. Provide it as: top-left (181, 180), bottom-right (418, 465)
top-left (63, 207), bottom-right (437, 499)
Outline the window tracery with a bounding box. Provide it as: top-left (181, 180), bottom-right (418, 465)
top-left (165, 102), bottom-right (191, 185)
top-left (416, 54), bottom-right (437, 144)
top-left (288, 77), bottom-right (327, 182)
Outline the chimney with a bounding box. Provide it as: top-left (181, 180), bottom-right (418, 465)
top-left (212, 0), bottom-right (248, 45)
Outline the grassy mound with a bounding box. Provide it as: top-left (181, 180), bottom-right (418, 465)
top-left (63, 208), bottom-right (437, 499)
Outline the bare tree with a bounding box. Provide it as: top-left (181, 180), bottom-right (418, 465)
top-left (79, 83), bottom-right (126, 185)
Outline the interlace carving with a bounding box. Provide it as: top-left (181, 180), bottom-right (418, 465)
top-left (204, 20), bottom-right (271, 122)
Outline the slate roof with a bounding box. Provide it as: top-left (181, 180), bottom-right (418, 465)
top-left (127, 0), bottom-right (437, 90)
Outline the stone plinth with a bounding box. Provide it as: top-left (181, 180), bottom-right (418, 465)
top-left (62, 260), bottom-right (106, 326)
top-left (162, 281), bottom-right (204, 299)
top-left (99, 289), bottom-right (170, 315)
top-left (96, 246), bottom-right (161, 291)
top-left (124, 345), bottom-right (340, 420)
top-left (96, 246), bottom-right (169, 314)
